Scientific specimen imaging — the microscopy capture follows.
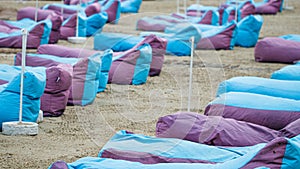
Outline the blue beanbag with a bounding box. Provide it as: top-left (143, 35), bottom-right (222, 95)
top-left (0, 65), bottom-right (46, 129)
top-left (217, 76), bottom-right (300, 100)
top-left (235, 15), bottom-right (263, 47)
top-left (271, 65), bottom-right (300, 81)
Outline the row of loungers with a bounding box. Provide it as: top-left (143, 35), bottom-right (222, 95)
top-left (0, 0), bottom-right (120, 48)
top-left (0, 35), bottom-right (166, 126)
top-left (187, 0), bottom-right (283, 25)
top-left (136, 14), bottom-right (263, 54)
top-left (63, 0), bottom-right (143, 13)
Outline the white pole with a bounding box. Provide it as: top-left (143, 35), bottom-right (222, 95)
top-left (235, 0), bottom-right (238, 22)
top-left (61, 0), bottom-right (64, 16)
top-left (196, 0), bottom-right (200, 18)
top-left (187, 36), bottom-right (195, 112)
top-left (35, 0), bottom-right (38, 22)
top-left (76, 3), bottom-right (80, 37)
top-left (184, 0), bottom-right (186, 15)
top-left (177, 0), bottom-right (179, 14)
top-left (19, 29), bottom-right (28, 124)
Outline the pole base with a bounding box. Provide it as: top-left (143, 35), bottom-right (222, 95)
top-left (2, 121), bottom-right (38, 136)
top-left (37, 110), bottom-right (43, 123)
top-left (284, 6), bottom-right (294, 10)
top-left (67, 37), bottom-right (86, 44)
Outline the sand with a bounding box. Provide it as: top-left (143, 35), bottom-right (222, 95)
top-left (0, 0), bottom-right (299, 168)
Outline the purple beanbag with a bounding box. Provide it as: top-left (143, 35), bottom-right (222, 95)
top-left (197, 22), bottom-right (237, 50)
top-left (0, 20), bottom-right (49, 48)
top-left (17, 7), bottom-right (63, 44)
top-left (142, 35), bottom-right (167, 76)
top-left (255, 0), bottom-right (283, 15)
top-left (59, 14), bottom-right (79, 40)
top-left (136, 17), bottom-right (172, 32)
top-left (156, 112), bottom-right (300, 146)
top-left (15, 52), bottom-right (101, 106)
top-left (41, 64), bottom-right (72, 117)
top-left (85, 2), bottom-right (102, 17)
top-left (101, 0), bottom-right (121, 24)
top-left (37, 44), bottom-right (97, 58)
top-left (255, 37), bottom-right (300, 63)
top-left (240, 1), bottom-right (256, 19)
top-left (109, 43), bottom-right (152, 85)
top-left (184, 10), bottom-right (218, 25)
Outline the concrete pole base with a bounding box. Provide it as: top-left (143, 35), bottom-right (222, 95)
top-left (2, 121), bottom-right (38, 136)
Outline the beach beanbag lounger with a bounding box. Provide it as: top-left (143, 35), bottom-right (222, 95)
top-left (15, 53), bottom-right (101, 106)
top-left (41, 65), bottom-right (73, 117)
top-left (271, 64), bottom-right (300, 81)
top-left (254, 0), bottom-right (284, 15)
top-left (43, 3), bottom-right (108, 37)
top-left (121, 0), bottom-right (142, 13)
top-left (43, 3), bottom-right (81, 19)
top-left (154, 13), bottom-right (219, 26)
top-left (49, 134), bottom-right (300, 168)
top-left (64, 0), bottom-right (99, 5)
top-left (136, 17), bottom-right (174, 32)
top-left (140, 23), bottom-right (202, 56)
top-left (94, 33), bottom-right (167, 76)
top-left (0, 65), bottom-right (46, 130)
top-left (85, 12), bottom-right (108, 36)
top-left (50, 131), bottom-right (300, 168)
top-left (100, 0), bottom-right (121, 24)
top-left (157, 111), bottom-right (300, 146)
top-left (205, 92), bottom-right (300, 130)
top-left (220, 0), bottom-right (255, 25)
top-left (109, 43), bottom-right (152, 85)
top-left (60, 12), bottom-right (87, 39)
top-left (57, 130), bottom-right (300, 169)
top-left (17, 7), bottom-right (63, 44)
top-left (217, 76), bottom-right (300, 100)
top-left (37, 44), bottom-right (113, 92)
top-left (280, 34), bottom-right (300, 42)
top-left (60, 0), bottom-right (121, 24)
top-left (235, 15), bottom-right (263, 47)
top-left (195, 20), bottom-right (237, 50)
top-left (0, 64), bottom-right (71, 117)
top-left (186, 5), bottom-right (220, 25)
top-left (0, 19), bottom-right (51, 48)
top-left (255, 37), bottom-right (300, 63)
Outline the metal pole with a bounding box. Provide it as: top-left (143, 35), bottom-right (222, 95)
top-left (76, 2), bottom-right (81, 37)
top-left (184, 0), bottom-right (186, 15)
top-left (235, 0), bottom-right (238, 22)
top-left (177, 0), bottom-right (179, 14)
top-left (61, 0), bottom-right (64, 16)
top-left (188, 36), bottom-right (195, 112)
top-left (196, 0), bottom-right (200, 18)
top-left (35, 0), bottom-right (38, 22)
top-left (19, 29), bottom-right (28, 123)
